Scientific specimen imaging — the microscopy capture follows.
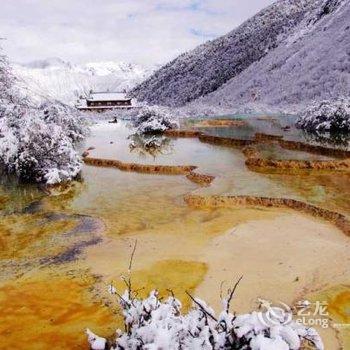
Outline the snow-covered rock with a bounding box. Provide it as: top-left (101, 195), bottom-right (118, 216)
top-left (14, 58), bottom-right (153, 105)
top-left (296, 99), bottom-right (350, 133)
top-left (132, 106), bottom-right (179, 134)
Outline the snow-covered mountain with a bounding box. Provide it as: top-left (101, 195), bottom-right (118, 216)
top-left (132, 0), bottom-right (349, 114)
top-left (195, 0), bottom-right (350, 114)
top-left (14, 58), bottom-right (153, 105)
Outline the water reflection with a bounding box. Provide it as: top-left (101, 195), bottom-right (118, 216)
top-left (128, 134), bottom-right (174, 158)
top-left (184, 114), bottom-right (350, 150)
top-left (302, 131), bottom-right (350, 149)
top-left (0, 168), bottom-right (43, 214)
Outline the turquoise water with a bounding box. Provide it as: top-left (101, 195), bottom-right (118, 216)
top-left (184, 114), bottom-right (350, 149)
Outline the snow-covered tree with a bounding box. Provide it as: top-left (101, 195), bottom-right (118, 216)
top-left (132, 106), bottom-right (179, 134)
top-left (0, 47), bottom-right (22, 106)
top-left (39, 101), bottom-right (87, 143)
top-left (0, 104), bottom-right (86, 184)
top-left (296, 99), bottom-right (350, 133)
top-left (0, 46), bottom-right (88, 185)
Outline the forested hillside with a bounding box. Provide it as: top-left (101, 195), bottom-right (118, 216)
top-left (133, 0), bottom-right (349, 114)
top-left (194, 0), bottom-right (349, 113)
top-left (132, 0), bottom-right (319, 107)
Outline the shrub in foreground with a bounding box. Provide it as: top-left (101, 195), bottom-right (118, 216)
top-left (87, 288), bottom-right (323, 350)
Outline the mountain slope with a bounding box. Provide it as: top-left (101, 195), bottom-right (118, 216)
top-left (193, 0), bottom-right (350, 113)
top-left (132, 0), bottom-right (319, 107)
top-left (14, 58), bottom-right (153, 105)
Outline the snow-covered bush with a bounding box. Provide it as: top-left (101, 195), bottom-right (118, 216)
top-left (132, 106), bottom-right (179, 134)
top-left (296, 99), bottom-right (350, 133)
top-left (0, 103), bottom-right (87, 184)
top-left (0, 48), bottom-right (23, 107)
top-left (0, 47), bottom-right (88, 185)
top-left (40, 101), bottom-right (87, 143)
top-left (87, 289), bottom-right (324, 350)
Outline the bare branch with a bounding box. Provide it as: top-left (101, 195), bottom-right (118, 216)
top-left (186, 291), bottom-right (218, 322)
top-left (166, 288), bottom-right (175, 298)
top-left (125, 239), bottom-right (138, 299)
top-left (128, 240), bottom-right (138, 273)
top-left (226, 275), bottom-right (243, 312)
top-left (114, 290), bottom-right (131, 308)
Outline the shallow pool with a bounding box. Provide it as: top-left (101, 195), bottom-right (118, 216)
top-left (0, 117), bottom-right (349, 349)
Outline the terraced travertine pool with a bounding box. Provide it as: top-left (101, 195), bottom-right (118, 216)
top-left (0, 116), bottom-right (349, 349)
